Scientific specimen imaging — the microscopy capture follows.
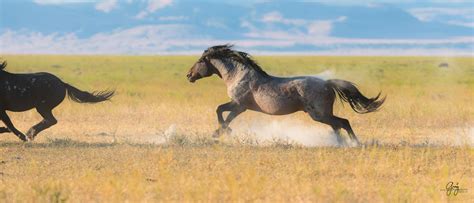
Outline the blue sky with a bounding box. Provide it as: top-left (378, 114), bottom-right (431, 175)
top-left (0, 0), bottom-right (473, 55)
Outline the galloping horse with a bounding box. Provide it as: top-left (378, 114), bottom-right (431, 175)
top-left (187, 45), bottom-right (385, 145)
top-left (0, 61), bottom-right (114, 141)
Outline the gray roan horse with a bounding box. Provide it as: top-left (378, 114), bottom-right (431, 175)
top-left (187, 45), bottom-right (385, 145)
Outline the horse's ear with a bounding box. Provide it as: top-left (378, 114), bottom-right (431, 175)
top-left (0, 61), bottom-right (6, 70)
top-left (225, 44), bottom-right (234, 50)
top-left (238, 51), bottom-right (248, 57)
top-left (202, 49), bottom-right (212, 58)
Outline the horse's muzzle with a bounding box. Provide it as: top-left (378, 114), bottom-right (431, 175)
top-left (187, 73), bottom-right (196, 83)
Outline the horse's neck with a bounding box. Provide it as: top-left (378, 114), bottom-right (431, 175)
top-left (211, 59), bottom-right (256, 86)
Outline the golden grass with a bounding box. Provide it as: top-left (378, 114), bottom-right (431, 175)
top-left (0, 55), bottom-right (473, 202)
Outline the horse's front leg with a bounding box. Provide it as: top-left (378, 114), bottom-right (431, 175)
top-left (0, 110), bottom-right (28, 141)
top-left (216, 102), bottom-right (233, 127)
top-left (213, 102), bottom-right (246, 138)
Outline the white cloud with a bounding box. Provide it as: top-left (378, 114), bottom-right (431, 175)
top-left (147, 0), bottom-right (173, 12)
top-left (33, 0), bottom-right (94, 4)
top-left (1, 26), bottom-right (473, 56)
top-left (408, 7), bottom-right (474, 23)
top-left (261, 11), bottom-right (281, 22)
top-left (135, 11), bottom-right (148, 19)
top-left (245, 30), bottom-right (305, 40)
top-left (251, 48), bottom-right (474, 56)
top-left (258, 12), bottom-right (347, 38)
top-left (366, 3), bottom-right (381, 8)
top-left (95, 0), bottom-right (118, 13)
top-left (0, 25), bottom-right (193, 54)
top-left (308, 21), bottom-right (332, 36)
top-left (261, 11), bottom-right (306, 26)
top-left (242, 27), bottom-right (474, 48)
top-left (159, 16), bottom-right (188, 21)
top-left (135, 0), bottom-right (173, 19)
top-left (205, 19), bottom-right (228, 29)
top-left (408, 7), bottom-right (474, 28)
top-left (445, 20), bottom-right (474, 28)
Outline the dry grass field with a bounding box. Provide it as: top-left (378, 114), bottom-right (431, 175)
top-left (0, 55), bottom-right (473, 202)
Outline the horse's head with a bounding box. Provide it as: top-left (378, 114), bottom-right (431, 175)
top-left (187, 51), bottom-right (218, 83)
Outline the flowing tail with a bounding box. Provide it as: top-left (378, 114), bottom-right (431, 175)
top-left (63, 83), bottom-right (114, 103)
top-left (327, 79), bottom-right (385, 114)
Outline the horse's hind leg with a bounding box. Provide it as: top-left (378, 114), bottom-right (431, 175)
top-left (307, 111), bottom-right (345, 145)
top-left (327, 122), bottom-right (345, 145)
top-left (26, 108), bottom-right (57, 140)
top-left (0, 110), bottom-right (28, 141)
top-left (330, 116), bottom-right (360, 145)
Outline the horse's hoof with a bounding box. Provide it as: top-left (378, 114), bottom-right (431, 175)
top-left (348, 139), bottom-right (361, 147)
top-left (18, 134), bottom-right (28, 142)
top-left (26, 135), bottom-right (34, 141)
top-left (26, 130), bottom-right (36, 141)
top-left (212, 130), bottom-right (222, 138)
top-left (212, 127), bottom-right (232, 138)
top-left (224, 127), bottom-right (232, 134)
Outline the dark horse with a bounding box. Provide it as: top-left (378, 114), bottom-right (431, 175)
top-left (187, 45), bottom-right (385, 145)
top-left (0, 61), bottom-right (114, 141)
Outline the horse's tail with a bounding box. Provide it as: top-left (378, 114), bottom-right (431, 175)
top-left (327, 79), bottom-right (385, 114)
top-left (63, 83), bottom-right (114, 103)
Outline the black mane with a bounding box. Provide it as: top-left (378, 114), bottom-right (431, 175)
top-left (202, 44), bottom-right (269, 77)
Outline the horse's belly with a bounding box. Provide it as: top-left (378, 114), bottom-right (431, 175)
top-left (1, 94), bottom-right (36, 111)
top-left (252, 96), bottom-right (302, 115)
top-left (5, 105), bottom-right (35, 112)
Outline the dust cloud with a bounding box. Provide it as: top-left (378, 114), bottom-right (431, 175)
top-left (232, 119), bottom-right (343, 147)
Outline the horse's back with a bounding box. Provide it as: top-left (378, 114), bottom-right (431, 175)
top-left (259, 76), bottom-right (334, 113)
top-left (248, 76), bottom-right (326, 115)
top-left (0, 72), bottom-right (66, 111)
top-left (268, 75), bottom-right (327, 93)
top-left (294, 76), bottom-right (329, 93)
top-left (8, 72), bottom-right (65, 92)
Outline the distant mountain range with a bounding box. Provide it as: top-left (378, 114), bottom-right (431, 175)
top-left (1, 0), bottom-right (473, 55)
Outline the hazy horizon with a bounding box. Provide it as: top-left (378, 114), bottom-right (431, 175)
top-left (1, 0), bottom-right (473, 56)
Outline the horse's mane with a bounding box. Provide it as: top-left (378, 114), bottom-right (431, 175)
top-left (0, 61), bottom-right (6, 70)
top-left (203, 44), bottom-right (269, 77)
